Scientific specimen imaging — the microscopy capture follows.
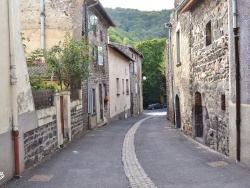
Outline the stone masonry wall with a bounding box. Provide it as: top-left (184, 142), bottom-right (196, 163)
top-left (71, 100), bottom-right (85, 139)
top-left (189, 0), bottom-right (229, 155)
top-left (170, 9), bottom-right (193, 135)
top-left (24, 107), bottom-right (57, 169)
top-left (20, 0), bottom-right (83, 54)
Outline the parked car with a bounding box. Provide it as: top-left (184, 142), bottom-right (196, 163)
top-left (148, 103), bottom-right (164, 110)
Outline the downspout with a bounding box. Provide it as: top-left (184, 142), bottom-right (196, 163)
top-left (167, 23), bottom-right (175, 125)
top-left (85, 0), bottom-right (99, 128)
top-left (232, 0), bottom-right (241, 162)
top-left (8, 0), bottom-right (20, 177)
top-left (40, 0), bottom-right (45, 53)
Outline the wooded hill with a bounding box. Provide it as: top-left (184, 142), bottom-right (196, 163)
top-left (106, 8), bottom-right (172, 46)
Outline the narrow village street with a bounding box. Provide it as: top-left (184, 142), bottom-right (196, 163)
top-left (2, 109), bottom-right (250, 188)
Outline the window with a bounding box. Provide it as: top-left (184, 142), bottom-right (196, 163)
top-left (116, 78), bottom-right (120, 95)
top-left (92, 45), bottom-right (98, 64)
top-left (100, 30), bottom-right (103, 42)
top-left (92, 89), bottom-right (96, 113)
top-left (122, 79), bottom-right (125, 93)
top-left (135, 83), bottom-right (138, 94)
top-left (93, 25), bottom-right (97, 37)
top-left (206, 21), bottom-right (212, 46)
top-left (134, 62), bottom-right (137, 75)
top-left (126, 79), bottom-right (129, 95)
top-left (176, 30), bottom-right (181, 63)
top-left (221, 94), bottom-right (226, 110)
top-left (98, 46), bottom-right (103, 65)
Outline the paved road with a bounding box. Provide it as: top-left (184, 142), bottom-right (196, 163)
top-left (2, 109), bottom-right (250, 188)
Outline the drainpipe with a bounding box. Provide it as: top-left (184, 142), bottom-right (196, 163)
top-left (85, 0), bottom-right (99, 128)
top-left (8, 0), bottom-right (20, 178)
top-left (166, 23), bottom-right (175, 125)
top-left (232, 0), bottom-right (241, 162)
top-left (40, 0), bottom-right (45, 53)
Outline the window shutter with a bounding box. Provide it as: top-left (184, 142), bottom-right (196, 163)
top-left (134, 62), bottom-right (137, 74)
top-left (98, 46), bottom-right (103, 65)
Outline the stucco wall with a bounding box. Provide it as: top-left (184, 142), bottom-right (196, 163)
top-left (108, 47), bottom-right (131, 119)
top-left (228, 0), bottom-right (250, 165)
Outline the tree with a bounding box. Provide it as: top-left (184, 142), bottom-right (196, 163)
top-left (135, 38), bottom-right (166, 107)
top-left (45, 34), bottom-right (93, 90)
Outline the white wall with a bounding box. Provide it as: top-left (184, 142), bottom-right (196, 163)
top-left (108, 47), bottom-right (130, 119)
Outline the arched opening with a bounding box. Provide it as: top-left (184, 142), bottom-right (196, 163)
top-left (175, 95), bottom-right (181, 128)
top-left (195, 92), bottom-right (203, 137)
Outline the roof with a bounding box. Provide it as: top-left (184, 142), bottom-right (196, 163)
top-left (108, 44), bottom-right (134, 61)
top-left (109, 42), bottom-right (144, 59)
top-left (28, 65), bottom-right (49, 78)
top-left (129, 47), bottom-right (144, 59)
top-left (88, 0), bottom-right (116, 27)
top-left (177, 0), bottom-right (200, 13)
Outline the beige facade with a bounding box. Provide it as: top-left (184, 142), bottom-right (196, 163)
top-left (108, 44), bottom-right (133, 120)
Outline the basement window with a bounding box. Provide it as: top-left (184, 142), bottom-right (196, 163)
top-left (206, 21), bottom-right (212, 46)
top-left (221, 94), bottom-right (226, 111)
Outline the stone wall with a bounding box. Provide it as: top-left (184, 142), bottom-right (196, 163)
top-left (23, 107), bottom-right (57, 169)
top-left (71, 100), bottom-right (85, 138)
top-left (20, 0), bottom-right (83, 54)
top-left (170, 0), bottom-right (229, 156)
top-left (189, 0), bottom-right (229, 155)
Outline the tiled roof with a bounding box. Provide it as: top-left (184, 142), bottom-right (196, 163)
top-left (28, 65), bottom-right (49, 78)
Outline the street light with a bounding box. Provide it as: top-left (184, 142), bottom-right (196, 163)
top-left (89, 15), bottom-right (98, 26)
top-left (143, 76), bottom-right (147, 81)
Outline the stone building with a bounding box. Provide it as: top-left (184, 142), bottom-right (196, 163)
top-left (167, 0), bottom-right (230, 155)
top-left (20, 0), bottom-right (115, 130)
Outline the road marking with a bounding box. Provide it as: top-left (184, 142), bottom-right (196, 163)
top-left (207, 161), bottom-right (228, 167)
top-left (122, 116), bottom-right (157, 188)
top-left (29, 175), bottom-right (54, 182)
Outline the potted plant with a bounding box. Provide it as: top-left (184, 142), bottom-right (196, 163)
top-left (104, 96), bottom-right (109, 104)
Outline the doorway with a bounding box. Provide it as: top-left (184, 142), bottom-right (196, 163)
top-left (195, 92), bottom-right (203, 137)
top-left (175, 95), bottom-right (181, 128)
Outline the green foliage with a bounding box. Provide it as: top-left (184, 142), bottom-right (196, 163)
top-left (45, 34), bottom-right (93, 90)
top-left (135, 38), bottom-right (166, 106)
top-left (106, 8), bottom-right (172, 46)
top-left (30, 76), bottom-right (56, 91)
top-left (26, 49), bottom-right (44, 66)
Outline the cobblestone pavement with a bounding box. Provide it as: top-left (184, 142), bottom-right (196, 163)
top-left (122, 116), bottom-right (157, 188)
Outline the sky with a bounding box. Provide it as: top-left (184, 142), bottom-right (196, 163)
top-left (100, 0), bottom-right (174, 11)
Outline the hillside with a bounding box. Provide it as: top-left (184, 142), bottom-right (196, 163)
top-left (106, 8), bottom-right (172, 46)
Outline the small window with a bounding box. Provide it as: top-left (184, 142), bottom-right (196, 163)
top-left (122, 79), bottom-right (125, 93)
top-left (116, 78), bottom-right (120, 95)
top-left (93, 25), bottom-right (97, 37)
top-left (135, 83), bottom-right (138, 94)
top-left (176, 30), bottom-right (181, 63)
top-left (221, 94), bottom-right (226, 110)
top-left (92, 45), bottom-right (98, 64)
top-left (134, 62), bottom-right (137, 74)
top-left (92, 89), bottom-right (96, 113)
top-left (100, 30), bottom-right (103, 42)
top-left (206, 21), bottom-right (212, 46)
top-left (126, 79), bottom-right (129, 95)
top-left (98, 46), bottom-right (103, 65)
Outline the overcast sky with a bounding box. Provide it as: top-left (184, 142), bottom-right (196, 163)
top-left (100, 0), bottom-right (174, 11)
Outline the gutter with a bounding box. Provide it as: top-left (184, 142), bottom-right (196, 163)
top-left (40, 0), bottom-right (45, 52)
top-left (232, 0), bottom-right (241, 162)
top-left (8, 0), bottom-right (20, 177)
